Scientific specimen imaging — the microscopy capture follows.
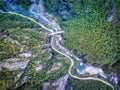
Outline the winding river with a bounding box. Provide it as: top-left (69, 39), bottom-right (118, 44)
top-left (0, 1), bottom-right (114, 90)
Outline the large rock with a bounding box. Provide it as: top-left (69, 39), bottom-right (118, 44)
top-left (35, 61), bottom-right (43, 73)
top-left (42, 74), bottom-right (69, 90)
top-left (105, 0), bottom-right (114, 22)
top-left (29, 0), bottom-right (44, 14)
top-left (45, 0), bottom-right (75, 21)
top-left (106, 72), bottom-right (120, 90)
top-left (52, 74), bottom-right (69, 90)
top-left (0, 58), bottom-right (30, 71)
top-left (47, 62), bottom-right (62, 74)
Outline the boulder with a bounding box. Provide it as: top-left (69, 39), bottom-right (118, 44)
top-left (42, 74), bottom-right (69, 90)
top-left (105, 0), bottom-right (114, 22)
top-left (0, 58), bottom-right (30, 71)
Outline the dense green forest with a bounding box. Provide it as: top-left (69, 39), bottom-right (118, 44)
top-left (44, 0), bottom-right (120, 89)
top-left (44, 0), bottom-right (120, 65)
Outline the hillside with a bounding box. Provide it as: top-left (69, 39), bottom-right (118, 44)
top-left (0, 0), bottom-right (120, 90)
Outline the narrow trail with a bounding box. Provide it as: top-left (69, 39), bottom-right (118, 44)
top-left (0, 10), bottom-right (114, 90)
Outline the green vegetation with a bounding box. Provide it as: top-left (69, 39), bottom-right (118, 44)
top-left (15, 51), bottom-right (70, 90)
top-left (62, 0), bottom-right (119, 65)
top-left (45, 0), bottom-right (120, 65)
top-left (0, 13), bottom-right (44, 89)
top-left (44, 0), bottom-right (120, 89)
top-left (0, 0), bottom-right (119, 90)
top-left (0, 13), bottom-right (41, 60)
top-left (0, 12), bottom-right (69, 89)
top-left (0, 67), bottom-right (15, 90)
top-left (103, 60), bottom-right (120, 74)
top-left (68, 78), bottom-right (112, 90)
top-left (0, 35), bottom-right (20, 60)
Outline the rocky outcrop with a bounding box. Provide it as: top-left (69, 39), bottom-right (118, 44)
top-left (14, 60), bottom-right (43, 88)
top-left (47, 62), bottom-right (62, 74)
top-left (35, 61), bottom-right (43, 73)
top-left (107, 72), bottom-right (120, 90)
top-left (52, 74), bottom-right (69, 90)
top-left (105, 0), bottom-right (114, 22)
top-left (45, 0), bottom-right (75, 21)
top-left (42, 74), bottom-right (69, 90)
top-left (0, 58), bottom-right (30, 71)
top-left (29, 0), bottom-right (44, 15)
